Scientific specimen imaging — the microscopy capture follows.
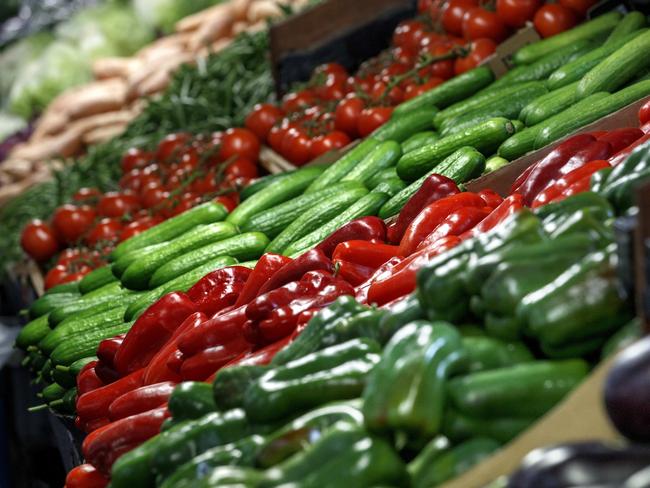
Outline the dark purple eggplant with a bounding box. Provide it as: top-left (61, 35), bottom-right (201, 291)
top-left (605, 336), bottom-right (650, 442)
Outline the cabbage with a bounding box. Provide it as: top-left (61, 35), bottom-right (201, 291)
top-left (134, 0), bottom-right (220, 34)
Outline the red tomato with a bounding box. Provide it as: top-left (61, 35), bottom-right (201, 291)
top-left (421, 44), bottom-right (456, 80)
top-left (282, 90), bottom-right (317, 113)
top-left (454, 38), bottom-right (497, 75)
top-left (86, 219), bottom-right (123, 247)
top-left (392, 46), bottom-right (416, 65)
top-left (404, 77), bottom-right (445, 100)
top-left (225, 158), bottom-right (259, 180)
top-left (280, 128), bottom-right (312, 166)
top-left (97, 192), bottom-right (140, 218)
top-left (177, 148), bottom-right (199, 172)
top-left (442, 0), bottom-right (479, 36)
top-left (559, 0), bottom-right (596, 16)
top-left (56, 248), bottom-right (83, 267)
top-left (44, 265), bottom-right (69, 289)
top-left (418, 0), bottom-right (433, 13)
top-left (245, 103), bottom-right (284, 140)
top-left (220, 128), bottom-right (260, 162)
top-left (639, 99), bottom-right (650, 125)
top-left (335, 97), bottom-right (365, 138)
top-left (121, 147), bottom-right (151, 173)
top-left (72, 187), bottom-right (102, 204)
top-left (309, 131), bottom-right (352, 159)
top-left (462, 8), bottom-right (509, 42)
top-left (357, 107), bottom-right (394, 138)
top-left (141, 186), bottom-right (170, 210)
top-left (268, 124), bottom-right (289, 152)
top-left (496, 0), bottom-right (542, 28)
top-left (120, 169), bottom-right (161, 192)
top-left (314, 75), bottom-right (347, 101)
top-left (214, 195), bottom-right (238, 213)
top-left (533, 4), bottom-right (578, 38)
top-left (155, 133), bottom-right (190, 163)
top-left (393, 20), bottom-right (427, 53)
top-left (428, 0), bottom-right (447, 23)
top-left (370, 81), bottom-right (404, 105)
top-left (119, 216), bottom-right (162, 242)
top-left (21, 220), bottom-right (59, 262)
top-left (314, 62), bottom-right (348, 78)
top-left (190, 169), bottom-right (219, 195)
top-left (52, 205), bottom-right (97, 244)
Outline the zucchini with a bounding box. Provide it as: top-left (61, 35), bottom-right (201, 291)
top-left (112, 243), bottom-right (168, 278)
top-left (51, 321), bottom-right (134, 366)
top-left (522, 82), bottom-right (579, 126)
top-left (242, 181), bottom-right (365, 239)
top-left (604, 11), bottom-right (646, 45)
top-left (284, 191), bottom-right (390, 257)
top-left (367, 167), bottom-right (399, 188)
top-left (342, 140), bottom-right (402, 185)
top-left (394, 67), bottom-right (494, 116)
top-left (149, 233), bottom-right (269, 288)
top-left (120, 222), bottom-right (238, 290)
top-left (397, 118), bottom-right (515, 181)
top-left (15, 314), bottom-right (51, 350)
top-left (265, 186), bottom-right (369, 254)
top-left (111, 202), bottom-right (228, 262)
top-left (401, 131), bottom-right (439, 154)
top-left (78, 266), bottom-right (118, 294)
top-left (305, 138), bottom-right (379, 194)
top-left (371, 106), bottom-right (438, 142)
top-left (513, 11), bottom-right (622, 65)
top-left (372, 177), bottom-right (407, 197)
top-left (577, 30), bottom-right (650, 98)
top-left (29, 292), bottom-right (80, 319)
top-left (227, 165), bottom-right (326, 227)
top-left (484, 156), bottom-right (509, 174)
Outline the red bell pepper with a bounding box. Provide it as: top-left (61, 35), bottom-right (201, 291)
top-left (316, 216), bottom-right (387, 257)
top-left (642, 121), bottom-right (650, 134)
top-left (609, 133), bottom-right (650, 165)
top-left (76, 362), bottom-right (103, 396)
top-left (477, 189), bottom-right (504, 209)
top-left (532, 160), bottom-right (611, 208)
top-left (331, 240), bottom-right (401, 269)
top-left (194, 266), bottom-right (251, 316)
top-left (587, 130), bottom-right (609, 139)
top-left (113, 292), bottom-right (196, 375)
top-left (180, 337), bottom-right (252, 381)
top-left (96, 335), bottom-right (125, 369)
top-left (639, 98), bottom-right (650, 125)
top-left (355, 256), bottom-right (404, 304)
top-left (187, 266), bottom-right (251, 303)
top-left (256, 249), bottom-right (333, 295)
top-left (462, 194), bottom-right (524, 238)
top-left (108, 381), bottom-right (176, 421)
top-left (334, 259), bottom-right (375, 286)
top-left (177, 306), bottom-right (247, 357)
top-left (398, 192), bottom-right (485, 256)
top-left (415, 206), bottom-right (492, 251)
top-left (386, 174), bottom-right (460, 244)
top-left (82, 406), bottom-right (169, 476)
top-left (76, 416), bottom-right (110, 434)
top-left (558, 140), bottom-right (612, 177)
top-left (234, 254), bottom-right (292, 307)
top-left (65, 463), bottom-right (109, 488)
top-left (597, 127), bottom-right (644, 154)
top-left (94, 362), bottom-right (121, 385)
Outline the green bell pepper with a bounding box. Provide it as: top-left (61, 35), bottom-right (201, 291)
top-left (376, 292), bottom-right (424, 343)
top-left (534, 191), bottom-right (614, 222)
top-left (212, 363), bottom-right (268, 411)
top-left (168, 381), bottom-right (216, 421)
top-left (441, 408), bottom-right (534, 444)
top-left (462, 336), bottom-right (533, 374)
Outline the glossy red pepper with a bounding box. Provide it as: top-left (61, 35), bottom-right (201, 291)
top-left (416, 206), bottom-right (492, 251)
top-left (113, 292), bottom-right (196, 375)
top-left (234, 254), bottom-right (292, 307)
top-left (76, 363), bottom-right (104, 396)
top-left (166, 349), bottom-right (184, 375)
top-left (587, 130), bottom-right (609, 139)
top-left (315, 216), bottom-right (387, 257)
top-left (187, 266), bottom-right (251, 303)
top-left (257, 249), bottom-right (333, 295)
top-left (94, 361), bottom-right (121, 385)
top-left (96, 334), bottom-right (125, 369)
top-left (558, 140), bottom-right (612, 176)
top-left (76, 416), bottom-right (110, 434)
top-left (532, 160), bottom-right (611, 208)
top-left (597, 127), bottom-right (644, 154)
top-left (194, 266), bottom-right (251, 316)
top-left (334, 259), bottom-right (375, 286)
top-left (82, 406), bottom-right (169, 475)
top-left (143, 312), bottom-right (207, 384)
top-left (386, 174), bottom-right (460, 244)
top-left (462, 194), bottom-right (524, 238)
top-left (180, 337), bottom-right (252, 381)
top-left (332, 240), bottom-right (401, 269)
top-left (65, 463), bottom-right (109, 488)
top-left (76, 368), bottom-right (145, 424)
top-left (477, 189), bottom-right (504, 209)
top-left (355, 256), bottom-right (404, 304)
top-left (108, 381), bottom-right (176, 421)
top-left (642, 121), bottom-right (650, 134)
top-left (398, 192), bottom-right (485, 256)
top-left (609, 133), bottom-right (650, 165)
top-left (639, 98), bottom-right (650, 125)
top-left (177, 305), bottom-right (247, 357)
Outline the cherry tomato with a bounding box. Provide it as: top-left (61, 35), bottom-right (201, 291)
top-left (214, 195), bottom-right (238, 213)
top-left (119, 216), bottom-right (163, 242)
top-left (268, 124), bottom-right (289, 152)
top-left (52, 205), bottom-right (97, 244)
top-left (56, 248), bottom-right (83, 267)
top-left (393, 20), bottom-right (427, 53)
top-left (314, 63), bottom-right (348, 78)
top-left (392, 46), bottom-right (416, 65)
top-left (442, 0), bottom-right (479, 36)
top-left (335, 97), bottom-right (365, 138)
top-left (155, 133), bottom-right (190, 163)
top-left (309, 131), bottom-right (351, 159)
top-left (282, 90), bottom-right (317, 113)
top-left (86, 219), bottom-right (123, 247)
top-left (45, 264), bottom-right (69, 289)
top-left (418, 0), bottom-right (433, 13)
top-left (559, 0), bottom-right (596, 16)
top-left (190, 169), bottom-right (219, 195)
top-left (421, 44), bottom-right (456, 81)
top-left (370, 80), bottom-right (404, 105)
top-left (62, 269), bottom-right (92, 284)
top-left (639, 100), bottom-right (650, 125)
top-left (496, 0), bottom-right (542, 28)
top-left (462, 7), bottom-right (509, 42)
top-left (177, 148), bottom-right (199, 172)
top-left (121, 148), bottom-right (151, 173)
top-left (314, 75), bottom-right (347, 101)
top-left (454, 38), bottom-right (497, 75)
top-left (220, 128), bottom-right (260, 162)
top-left (20, 220), bottom-right (59, 262)
top-left (357, 107), bottom-right (394, 138)
top-left (97, 192), bottom-right (140, 218)
top-left (120, 169), bottom-right (161, 192)
top-left (165, 193), bottom-right (202, 218)
top-left (225, 158), bottom-right (259, 180)
top-left (280, 127), bottom-right (312, 166)
top-left (245, 103), bottom-right (285, 140)
top-left (72, 187), bottom-right (102, 204)
top-left (404, 77), bottom-right (445, 100)
top-left (533, 4), bottom-right (578, 38)
top-left (428, 0), bottom-right (447, 23)
top-left (141, 186), bottom-right (170, 210)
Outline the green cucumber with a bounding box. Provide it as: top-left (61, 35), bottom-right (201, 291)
top-left (240, 173), bottom-right (293, 201)
top-left (78, 266), bottom-right (118, 294)
top-left (513, 11), bottom-right (622, 65)
top-left (120, 222), bottom-right (238, 290)
top-left (440, 148), bottom-right (486, 183)
top-left (284, 191), bottom-right (390, 257)
top-left (242, 181), bottom-right (364, 239)
top-left (372, 177), bottom-right (407, 197)
top-left (397, 118), bottom-right (515, 181)
top-left (522, 82), bottom-right (579, 126)
top-left (368, 167), bottom-right (399, 189)
top-left (112, 243), bottom-right (168, 279)
top-left (67, 357), bottom-right (97, 376)
top-left (227, 165), bottom-right (325, 227)
top-left (604, 11), bottom-right (646, 45)
top-left (111, 202), bottom-right (228, 262)
top-left (484, 156), bottom-right (509, 174)
top-left (48, 281), bottom-right (126, 327)
top-left (51, 365), bottom-right (77, 389)
top-left (371, 106), bottom-right (438, 142)
top-left (16, 314), bottom-right (51, 350)
top-left (511, 120), bottom-right (525, 133)
top-left (150, 233), bottom-right (268, 288)
top-left (577, 30), bottom-right (650, 98)
top-left (265, 187), bottom-right (369, 255)
top-left (45, 282), bottom-right (80, 294)
top-left (401, 131), bottom-right (439, 154)
top-left (42, 383), bottom-right (66, 403)
top-left (379, 147), bottom-right (485, 218)
top-left (305, 138), bottom-right (379, 194)
top-left (394, 67), bottom-right (494, 116)
top-left (342, 140), bottom-right (402, 185)
top-left (51, 321), bottom-right (134, 366)
top-left (29, 292), bottom-right (80, 319)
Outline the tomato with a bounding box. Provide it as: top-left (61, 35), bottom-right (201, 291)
top-left (533, 4), bottom-right (577, 38)
top-left (404, 77), bottom-right (444, 100)
top-left (428, 0), bottom-right (447, 23)
top-left (282, 90), bottom-right (317, 113)
top-left (214, 195), bottom-right (238, 213)
top-left (421, 44), bottom-right (456, 80)
top-left (370, 80), bottom-right (404, 105)
top-left (45, 264), bottom-right (69, 289)
top-left (190, 169), bottom-right (219, 195)
top-left (314, 62), bottom-right (348, 78)
top-left (72, 187), bottom-right (102, 204)
top-left (86, 218), bottom-right (123, 247)
top-left (141, 186), bottom-right (170, 210)
top-left (418, 0), bottom-right (433, 13)
top-left (21, 220), bottom-right (59, 262)
top-left (335, 97), bottom-right (365, 138)
top-left (119, 216), bottom-right (163, 242)
top-left (220, 128), bottom-right (260, 162)
top-left (639, 100), bottom-right (650, 125)
top-left (119, 169), bottom-right (161, 192)
top-left (280, 128), bottom-right (312, 166)
top-left (121, 147), bottom-right (151, 173)
top-left (97, 192), bottom-right (140, 218)
top-left (454, 38), bottom-right (497, 75)
top-left (559, 0), bottom-right (596, 16)
top-left (314, 75), bottom-right (347, 101)
top-left (166, 193), bottom-right (202, 217)
top-left (268, 124), bottom-right (289, 152)
top-left (357, 107), bottom-right (393, 138)
top-left (391, 46), bottom-right (415, 65)
top-left (156, 133), bottom-right (190, 163)
top-left (462, 8), bottom-right (509, 42)
top-left (442, 0), bottom-right (479, 36)
top-left (177, 148), bottom-right (199, 172)
top-left (245, 103), bottom-right (285, 140)
top-left (309, 131), bottom-right (351, 159)
top-left (496, 0), bottom-right (542, 28)
top-left (52, 205), bottom-right (96, 244)
top-left (225, 158), bottom-right (259, 180)
top-left (393, 20), bottom-right (427, 53)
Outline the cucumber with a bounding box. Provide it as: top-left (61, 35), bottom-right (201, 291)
top-left (577, 30), bottom-right (650, 98)
top-left (394, 67), bottom-right (494, 116)
top-left (51, 365), bottom-right (77, 389)
top-left (401, 131), bottom-right (439, 154)
top-left (439, 149), bottom-right (486, 183)
top-left (284, 191), bottom-right (391, 257)
top-left (537, 80), bottom-right (650, 148)
top-left (68, 357), bottom-right (97, 376)
top-left (29, 292), bottom-right (80, 319)
top-left (372, 177), bottom-right (407, 197)
top-left (149, 233), bottom-right (269, 288)
top-left (513, 11), bottom-right (622, 65)
top-left (51, 321), bottom-right (134, 366)
top-left (227, 165), bottom-right (325, 227)
top-left (604, 11), bottom-right (646, 45)
top-left (547, 30), bottom-right (646, 90)
top-left (511, 120), bottom-right (525, 133)
top-left (484, 156), bottom-right (509, 174)
top-left (305, 138), bottom-right (379, 194)
top-left (342, 140), bottom-right (402, 185)
top-left (265, 187), bottom-right (369, 255)
top-left (42, 383), bottom-right (66, 403)
top-left (111, 202), bottom-right (228, 262)
top-left (112, 243), bottom-right (168, 279)
top-left (240, 173), bottom-right (292, 201)
top-left (15, 315), bottom-right (51, 350)
top-left (242, 181), bottom-right (364, 239)
top-left (379, 147), bottom-right (485, 218)
top-left (78, 266), bottom-right (118, 294)
top-left (120, 222), bottom-right (238, 290)
top-left (371, 106), bottom-right (438, 142)
top-left (48, 281), bottom-right (126, 327)
top-left (45, 282), bottom-right (80, 294)
top-left (522, 82), bottom-right (579, 126)
top-left (367, 167), bottom-right (399, 188)
top-left (397, 118), bottom-right (515, 181)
